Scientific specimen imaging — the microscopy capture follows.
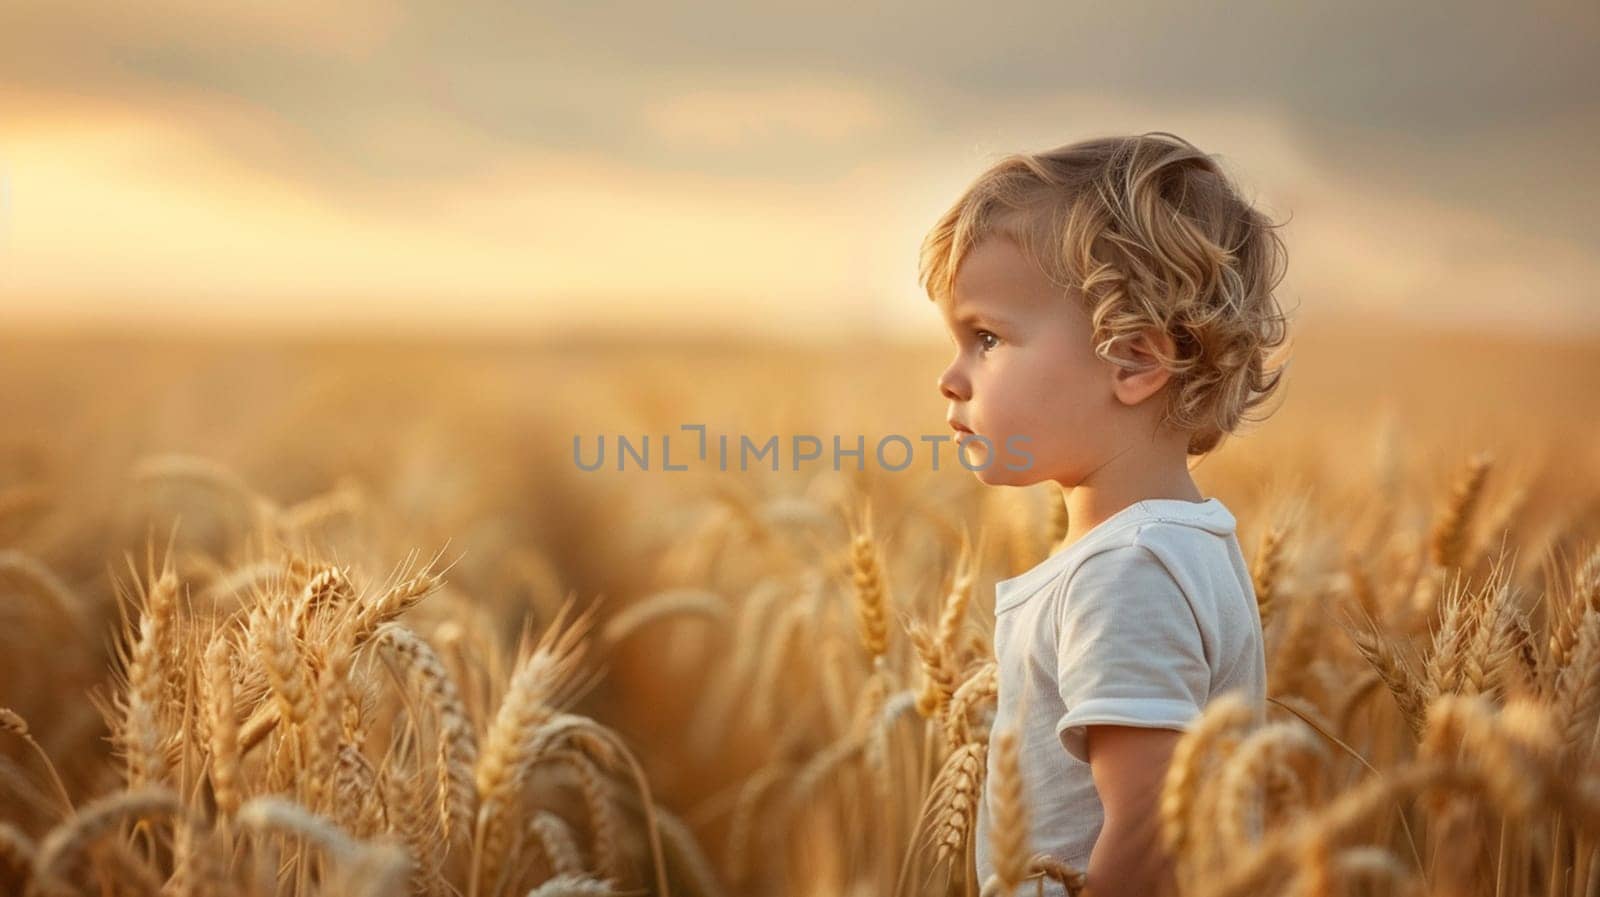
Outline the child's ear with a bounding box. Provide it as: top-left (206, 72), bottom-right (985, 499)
top-left (1108, 326), bottom-right (1176, 407)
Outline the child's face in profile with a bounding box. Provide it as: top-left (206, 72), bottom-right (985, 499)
top-left (935, 235), bottom-right (1122, 487)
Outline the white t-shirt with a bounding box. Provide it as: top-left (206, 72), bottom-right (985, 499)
top-left (971, 497), bottom-right (1266, 893)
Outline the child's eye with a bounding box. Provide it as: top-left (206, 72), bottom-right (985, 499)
top-left (975, 330), bottom-right (1000, 352)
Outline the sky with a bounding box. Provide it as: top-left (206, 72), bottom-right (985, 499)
top-left (2, 1), bottom-right (1598, 341)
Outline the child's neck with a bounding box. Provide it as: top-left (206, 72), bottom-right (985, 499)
top-left (1056, 444), bottom-right (1202, 551)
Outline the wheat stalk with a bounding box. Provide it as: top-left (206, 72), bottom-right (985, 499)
top-left (925, 740), bottom-right (986, 869)
top-left (944, 662), bottom-right (998, 748)
top-left (849, 503), bottom-right (891, 664)
top-left (30, 787), bottom-right (181, 897)
top-left (0, 551), bottom-right (85, 629)
top-left (472, 602), bottom-right (595, 897)
top-left (1429, 451), bottom-right (1492, 571)
top-left (1553, 609), bottom-right (1600, 761)
top-left (527, 810), bottom-right (586, 878)
top-left (1252, 522), bottom-right (1288, 630)
top-left (1215, 722), bottom-right (1327, 850)
top-left (1545, 543), bottom-right (1600, 697)
top-left (377, 624), bottom-right (478, 849)
top-left (600, 588), bottom-right (730, 646)
top-left (1160, 692), bottom-right (1256, 870)
top-left (202, 637), bottom-right (241, 819)
top-left (523, 873), bottom-right (625, 896)
top-left (985, 727), bottom-right (1029, 895)
top-left (1344, 624), bottom-right (1427, 740)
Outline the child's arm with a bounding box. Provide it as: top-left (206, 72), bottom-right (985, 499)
top-left (1049, 543), bottom-right (1214, 894)
top-left (1080, 724), bottom-right (1182, 897)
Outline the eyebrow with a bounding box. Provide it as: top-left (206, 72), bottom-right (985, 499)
top-left (949, 302), bottom-right (1012, 328)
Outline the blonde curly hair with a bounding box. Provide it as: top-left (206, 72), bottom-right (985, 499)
top-left (919, 132), bottom-right (1292, 456)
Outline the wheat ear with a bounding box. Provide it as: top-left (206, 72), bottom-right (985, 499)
top-left (849, 502), bottom-right (891, 665)
top-left (1160, 692), bottom-right (1255, 868)
top-left (986, 727), bottom-right (1030, 894)
top-left (378, 624), bottom-right (478, 849)
top-left (1252, 522), bottom-right (1288, 630)
top-left (1428, 451), bottom-right (1492, 571)
top-left (30, 787), bottom-right (180, 897)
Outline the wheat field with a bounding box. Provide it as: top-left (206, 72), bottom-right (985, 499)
top-left (1, 320), bottom-right (1599, 897)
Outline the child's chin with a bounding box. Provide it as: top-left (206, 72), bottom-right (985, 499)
top-left (973, 465), bottom-right (1038, 487)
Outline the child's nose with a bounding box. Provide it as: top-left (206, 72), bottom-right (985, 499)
top-left (938, 364), bottom-right (970, 401)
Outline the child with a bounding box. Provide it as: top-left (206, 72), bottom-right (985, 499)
top-left (919, 132), bottom-right (1290, 896)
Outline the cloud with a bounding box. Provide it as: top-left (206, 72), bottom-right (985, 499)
top-left (642, 78), bottom-right (902, 154)
top-left (0, 0), bottom-right (1595, 336)
top-left (0, 107), bottom-right (902, 337)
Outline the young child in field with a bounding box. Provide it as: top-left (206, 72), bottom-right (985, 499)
top-left (920, 132), bottom-right (1290, 897)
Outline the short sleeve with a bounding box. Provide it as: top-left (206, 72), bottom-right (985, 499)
top-left (1054, 543), bottom-right (1210, 764)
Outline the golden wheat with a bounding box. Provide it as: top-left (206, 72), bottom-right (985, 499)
top-left (1, 338), bottom-right (1599, 897)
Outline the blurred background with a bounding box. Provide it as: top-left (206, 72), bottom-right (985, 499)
top-left (4, 1), bottom-right (1599, 341)
top-left (4, 0), bottom-right (1598, 482)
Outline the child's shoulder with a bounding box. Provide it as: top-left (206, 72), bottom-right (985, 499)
top-left (999, 498), bottom-right (1240, 615)
top-left (1073, 498), bottom-right (1238, 574)
top-left (1055, 500), bottom-right (1248, 624)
